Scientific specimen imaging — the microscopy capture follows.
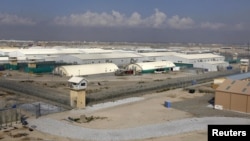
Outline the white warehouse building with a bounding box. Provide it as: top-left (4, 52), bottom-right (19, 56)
top-left (54, 52), bottom-right (144, 67)
top-left (139, 52), bottom-right (229, 71)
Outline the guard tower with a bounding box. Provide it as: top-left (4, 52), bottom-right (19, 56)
top-left (8, 57), bottom-right (18, 70)
top-left (26, 57), bottom-right (44, 73)
top-left (240, 59), bottom-right (249, 73)
top-left (68, 76), bottom-right (88, 109)
top-left (27, 58), bottom-right (37, 72)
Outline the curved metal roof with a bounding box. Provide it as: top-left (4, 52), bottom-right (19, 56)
top-left (129, 61), bottom-right (175, 70)
top-left (57, 63), bottom-right (118, 76)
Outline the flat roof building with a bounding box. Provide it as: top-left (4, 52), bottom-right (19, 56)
top-left (215, 79), bottom-right (250, 113)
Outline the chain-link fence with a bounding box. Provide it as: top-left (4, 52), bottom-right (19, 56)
top-left (0, 69), bottom-right (241, 108)
top-left (0, 79), bottom-right (71, 110)
top-left (0, 101), bottom-right (66, 129)
top-left (18, 101), bottom-right (65, 118)
top-left (0, 107), bottom-right (22, 129)
top-left (86, 69), bottom-right (240, 105)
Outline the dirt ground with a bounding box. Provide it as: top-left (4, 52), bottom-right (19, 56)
top-left (0, 69), bottom-right (249, 141)
top-left (1, 88), bottom-right (210, 141)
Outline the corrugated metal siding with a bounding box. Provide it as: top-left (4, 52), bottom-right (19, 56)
top-left (7, 48), bottom-right (110, 57)
top-left (230, 94), bottom-right (247, 113)
top-left (247, 96), bottom-right (250, 113)
top-left (138, 52), bottom-right (175, 57)
top-left (71, 53), bottom-right (142, 60)
top-left (174, 63), bottom-right (193, 68)
top-left (174, 53), bottom-right (224, 60)
top-left (135, 61), bottom-right (175, 70)
top-left (215, 91), bottom-right (231, 110)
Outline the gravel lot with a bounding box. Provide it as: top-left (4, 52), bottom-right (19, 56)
top-left (28, 117), bottom-right (250, 141)
top-left (26, 90), bottom-right (250, 141)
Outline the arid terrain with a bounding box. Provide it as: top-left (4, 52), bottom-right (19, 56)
top-left (0, 68), bottom-right (249, 141)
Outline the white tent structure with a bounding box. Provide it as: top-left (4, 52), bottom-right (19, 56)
top-left (126, 61), bottom-right (175, 73)
top-left (53, 63), bottom-right (119, 76)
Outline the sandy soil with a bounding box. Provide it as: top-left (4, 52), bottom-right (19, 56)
top-left (60, 89), bottom-right (200, 129)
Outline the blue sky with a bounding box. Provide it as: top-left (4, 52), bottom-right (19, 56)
top-left (1, 0), bottom-right (250, 44)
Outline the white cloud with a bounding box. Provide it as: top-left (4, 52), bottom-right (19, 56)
top-left (54, 9), bottom-right (167, 28)
top-left (201, 22), bottom-right (225, 29)
top-left (144, 9), bottom-right (167, 28)
top-left (167, 15), bottom-right (195, 29)
top-left (55, 11), bottom-right (124, 27)
top-left (127, 12), bottom-right (142, 27)
top-left (0, 13), bottom-right (35, 25)
top-left (55, 10), bottom-right (240, 31)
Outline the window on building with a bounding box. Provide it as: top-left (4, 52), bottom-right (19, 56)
top-left (247, 82), bottom-right (250, 86)
top-left (242, 88), bottom-right (247, 92)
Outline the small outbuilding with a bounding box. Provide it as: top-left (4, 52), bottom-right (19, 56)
top-left (215, 79), bottom-right (250, 113)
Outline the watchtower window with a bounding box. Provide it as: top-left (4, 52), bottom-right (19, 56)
top-left (81, 83), bottom-right (85, 86)
top-left (231, 81), bottom-right (236, 84)
top-left (242, 88), bottom-right (247, 92)
top-left (247, 82), bottom-right (250, 86)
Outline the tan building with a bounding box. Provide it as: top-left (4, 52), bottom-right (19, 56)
top-left (215, 79), bottom-right (250, 113)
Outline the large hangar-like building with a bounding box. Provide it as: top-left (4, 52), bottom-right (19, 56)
top-left (1, 47), bottom-right (230, 73)
top-left (53, 63), bottom-right (119, 77)
top-left (193, 61), bottom-right (229, 72)
top-left (3, 48), bottom-right (115, 72)
top-left (139, 52), bottom-right (228, 71)
top-left (126, 61), bottom-right (176, 73)
top-left (54, 52), bottom-right (144, 67)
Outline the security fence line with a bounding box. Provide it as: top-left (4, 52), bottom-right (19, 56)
top-left (86, 69), bottom-right (240, 105)
top-left (0, 101), bottom-right (66, 128)
top-left (0, 107), bottom-right (21, 129)
top-left (0, 79), bottom-right (71, 110)
top-left (0, 69), bottom-right (241, 111)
